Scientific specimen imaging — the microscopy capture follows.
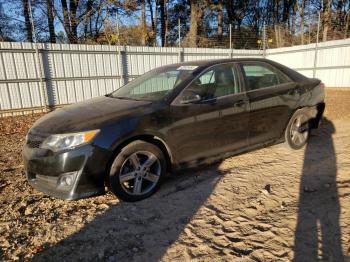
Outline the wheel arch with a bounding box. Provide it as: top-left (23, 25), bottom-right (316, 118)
top-left (283, 102), bottom-right (325, 139)
top-left (104, 134), bottom-right (174, 184)
top-left (309, 102), bottom-right (325, 129)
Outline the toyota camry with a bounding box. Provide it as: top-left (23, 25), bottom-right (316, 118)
top-left (23, 58), bottom-right (325, 201)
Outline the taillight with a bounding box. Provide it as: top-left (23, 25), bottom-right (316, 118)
top-left (319, 82), bottom-right (325, 88)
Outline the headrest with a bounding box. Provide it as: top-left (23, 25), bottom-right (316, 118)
top-left (215, 68), bottom-right (234, 86)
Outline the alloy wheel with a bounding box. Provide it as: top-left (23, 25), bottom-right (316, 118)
top-left (119, 151), bottom-right (161, 196)
top-left (290, 114), bottom-right (309, 147)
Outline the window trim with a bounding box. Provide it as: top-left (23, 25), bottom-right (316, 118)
top-left (172, 62), bottom-right (245, 106)
top-left (240, 61), bottom-right (293, 92)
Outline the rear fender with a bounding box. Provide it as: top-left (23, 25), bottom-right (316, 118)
top-left (283, 104), bottom-right (324, 139)
top-left (309, 103), bottom-right (325, 129)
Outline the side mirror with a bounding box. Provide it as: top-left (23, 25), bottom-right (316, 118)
top-left (180, 92), bottom-right (202, 104)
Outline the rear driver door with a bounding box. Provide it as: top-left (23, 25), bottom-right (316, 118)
top-left (240, 61), bottom-right (299, 147)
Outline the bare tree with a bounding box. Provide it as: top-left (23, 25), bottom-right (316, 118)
top-left (69, 0), bottom-right (79, 43)
top-left (22, 0), bottom-right (33, 42)
top-left (141, 0), bottom-right (146, 45)
top-left (60, 0), bottom-right (71, 41)
top-left (322, 0), bottom-right (332, 41)
top-left (84, 0), bottom-right (93, 38)
top-left (147, 0), bottom-right (156, 44)
top-left (335, 0), bottom-right (344, 34)
top-left (154, 0), bottom-right (159, 43)
top-left (46, 0), bottom-right (56, 43)
top-left (217, 0), bottom-right (223, 38)
top-left (3, 0), bottom-right (350, 46)
top-left (300, 0), bottom-right (305, 44)
top-left (292, 0), bottom-right (298, 35)
top-left (187, 0), bottom-right (205, 47)
top-left (159, 0), bottom-right (168, 46)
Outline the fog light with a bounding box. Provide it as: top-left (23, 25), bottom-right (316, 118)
top-left (63, 176), bottom-right (73, 186)
top-left (57, 172), bottom-right (78, 189)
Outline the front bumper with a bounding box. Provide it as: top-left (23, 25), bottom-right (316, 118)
top-left (23, 143), bottom-right (110, 200)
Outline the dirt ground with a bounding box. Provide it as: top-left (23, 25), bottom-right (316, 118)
top-left (0, 89), bottom-right (350, 262)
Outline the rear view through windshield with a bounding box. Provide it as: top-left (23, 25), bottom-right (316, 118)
top-left (110, 65), bottom-right (198, 101)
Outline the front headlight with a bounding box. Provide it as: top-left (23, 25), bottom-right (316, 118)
top-left (40, 130), bottom-right (99, 152)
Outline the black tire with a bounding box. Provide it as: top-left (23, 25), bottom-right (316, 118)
top-left (109, 140), bottom-right (166, 202)
top-left (285, 110), bottom-right (310, 150)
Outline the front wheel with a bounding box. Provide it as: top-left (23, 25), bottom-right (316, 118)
top-left (109, 140), bottom-right (166, 202)
top-left (285, 110), bottom-right (310, 150)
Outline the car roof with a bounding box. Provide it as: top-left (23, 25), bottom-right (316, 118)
top-left (171, 58), bottom-right (308, 82)
top-left (175, 57), bottom-right (268, 67)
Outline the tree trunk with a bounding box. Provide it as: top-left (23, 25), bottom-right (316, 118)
top-left (275, 25), bottom-right (279, 47)
top-left (282, 0), bottom-right (291, 23)
top-left (147, 0), bottom-right (155, 44)
top-left (154, 0), bottom-right (158, 46)
top-left (217, 0), bottom-right (223, 38)
top-left (164, 0), bottom-right (168, 46)
top-left (141, 0), bottom-right (146, 45)
top-left (60, 0), bottom-right (71, 42)
top-left (160, 0), bottom-right (166, 46)
top-left (292, 0), bottom-right (297, 35)
top-left (300, 0), bottom-right (305, 45)
top-left (273, 0), bottom-right (279, 24)
top-left (84, 0), bottom-right (93, 38)
top-left (69, 0), bottom-right (79, 43)
top-left (322, 0), bottom-right (332, 42)
top-left (225, 0), bottom-right (234, 27)
top-left (46, 0), bottom-right (56, 43)
top-left (336, 0), bottom-right (344, 30)
top-left (22, 0), bottom-right (33, 42)
top-left (187, 0), bottom-right (203, 47)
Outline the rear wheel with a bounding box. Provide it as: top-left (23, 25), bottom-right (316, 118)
top-left (285, 110), bottom-right (310, 150)
top-left (109, 140), bottom-right (166, 202)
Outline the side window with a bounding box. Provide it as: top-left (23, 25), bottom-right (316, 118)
top-left (198, 70), bottom-right (215, 84)
top-left (183, 64), bottom-right (240, 101)
top-left (242, 63), bottom-right (291, 90)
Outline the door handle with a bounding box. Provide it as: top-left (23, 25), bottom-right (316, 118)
top-left (233, 100), bottom-right (245, 107)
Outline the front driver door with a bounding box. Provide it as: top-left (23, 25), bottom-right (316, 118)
top-left (168, 63), bottom-right (250, 167)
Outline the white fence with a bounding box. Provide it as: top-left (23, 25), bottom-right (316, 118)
top-left (267, 38), bottom-right (350, 87)
top-left (0, 39), bottom-right (349, 117)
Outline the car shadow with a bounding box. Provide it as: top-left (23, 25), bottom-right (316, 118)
top-left (31, 162), bottom-right (226, 261)
top-left (293, 118), bottom-right (344, 261)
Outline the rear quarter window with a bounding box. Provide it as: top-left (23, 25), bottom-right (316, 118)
top-left (242, 62), bottom-right (291, 90)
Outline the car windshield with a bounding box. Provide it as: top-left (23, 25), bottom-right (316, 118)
top-left (109, 65), bottom-right (198, 101)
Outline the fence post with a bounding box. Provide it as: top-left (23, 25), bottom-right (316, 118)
top-left (313, 12), bottom-right (321, 78)
top-left (178, 48), bottom-right (184, 63)
top-left (118, 45), bottom-right (127, 86)
top-left (29, 0), bottom-right (48, 112)
top-left (228, 24), bottom-right (233, 58)
top-left (263, 22), bottom-right (267, 58)
top-left (118, 45), bottom-right (123, 87)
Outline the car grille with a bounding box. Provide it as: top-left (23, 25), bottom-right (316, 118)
top-left (26, 133), bottom-right (46, 148)
top-left (27, 140), bottom-right (42, 148)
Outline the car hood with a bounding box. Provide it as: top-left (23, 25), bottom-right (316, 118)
top-left (31, 96), bottom-right (153, 134)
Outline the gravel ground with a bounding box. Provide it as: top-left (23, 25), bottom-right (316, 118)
top-left (0, 89), bottom-right (350, 261)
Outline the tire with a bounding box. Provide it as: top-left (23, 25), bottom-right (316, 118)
top-left (285, 110), bottom-right (310, 150)
top-left (108, 140), bottom-right (166, 202)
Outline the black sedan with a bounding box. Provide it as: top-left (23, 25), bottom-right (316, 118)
top-left (23, 58), bottom-right (325, 201)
